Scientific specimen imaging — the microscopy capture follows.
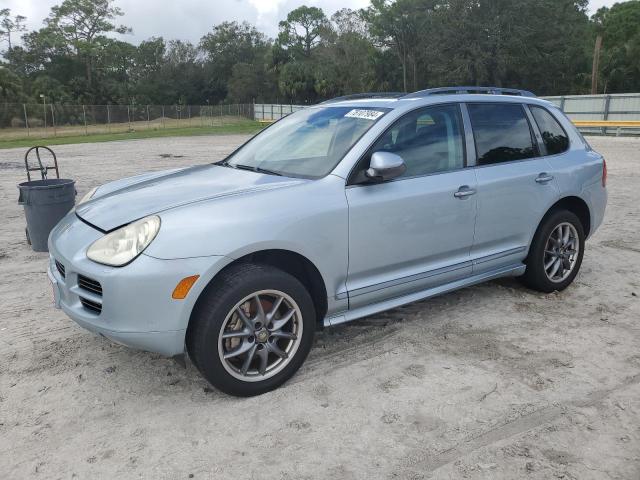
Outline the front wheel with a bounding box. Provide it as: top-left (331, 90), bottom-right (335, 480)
top-left (520, 209), bottom-right (585, 293)
top-left (187, 263), bottom-right (315, 396)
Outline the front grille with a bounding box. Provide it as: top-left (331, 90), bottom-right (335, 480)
top-left (79, 297), bottom-right (102, 314)
top-left (55, 260), bottom-right (66, 278)
top-left (78, 275), bottom-right (102, 296)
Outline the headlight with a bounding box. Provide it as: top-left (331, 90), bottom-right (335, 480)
top-left (78, 187), bottom-right (98, 205)
top-left (86, 215), bottom-right (161, 266)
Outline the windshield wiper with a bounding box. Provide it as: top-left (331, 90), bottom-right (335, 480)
top-left (254, 166), bottom-right (283, 176)
top-left (230, 164), bottom-right (283, 176)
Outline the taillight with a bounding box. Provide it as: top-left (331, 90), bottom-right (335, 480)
top-left (602, 158), bottom-right (607, 187)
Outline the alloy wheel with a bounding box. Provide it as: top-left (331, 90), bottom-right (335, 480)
top-left (543, 222), bottom-right (580, 283)
top-left (217, 290), bottom-right (303, 382)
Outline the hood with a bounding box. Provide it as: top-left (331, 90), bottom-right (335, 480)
top-left (76, 164), bottom-right (305, 231)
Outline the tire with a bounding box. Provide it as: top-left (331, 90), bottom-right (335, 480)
top-left (187, 263), bottom-right (316, 396)
top-left (520, 209), bottom-right (585, 293)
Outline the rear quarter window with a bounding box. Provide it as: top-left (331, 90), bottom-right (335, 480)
top-left (530, 106), bottom-right (570, 156)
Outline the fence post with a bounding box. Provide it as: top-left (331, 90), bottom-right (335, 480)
top-left (603, 95), bottom-right (611, 135)
top-left (50, 104), bottom-right (57, 137)
top-left (162, 106), bottom-right (165, 128)
top-left (23, 104), bottom-right (29, 137)
top-left (188, 105), bottom-right (191, 127)
top-left (176, 105), bottom-right (179, 128)
top-left (82, 105), bottom-right (88, 135)
top-left (559, 96), bottom-right (566, 112)
top-left (127, 105), bottom-right (131, 131)
top-left (147, 105), bottom-right (150, 130)
top-left (271, 104), bottom-right (274, 121)
top-left (107, 104), bottom-right (111, 133)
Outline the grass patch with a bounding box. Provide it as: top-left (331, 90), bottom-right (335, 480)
top-left (0, 121), bottom-right (264, 149)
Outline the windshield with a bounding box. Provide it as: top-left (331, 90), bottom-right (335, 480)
top-left (224, 106), bottom-right (390, 178)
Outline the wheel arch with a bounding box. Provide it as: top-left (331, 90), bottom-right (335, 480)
top-left (546, 196), bottom-right (591, 238)
top-left (526, 195), bottom-right (591, 265)
top-left (189, 249), bottom-right (329, 331)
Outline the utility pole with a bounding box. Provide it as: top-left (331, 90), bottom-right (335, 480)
top-left (591, 34), bottom-right (603, 95)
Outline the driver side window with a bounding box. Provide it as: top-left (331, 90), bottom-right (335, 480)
top-left (353, 104), bottom-right (465, 183)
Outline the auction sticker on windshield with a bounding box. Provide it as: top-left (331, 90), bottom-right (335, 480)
top-left (344, 109), bottom-right (386, 120)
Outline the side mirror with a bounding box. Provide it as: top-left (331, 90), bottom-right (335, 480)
top-left (365, 152), bottom-right (406, 182)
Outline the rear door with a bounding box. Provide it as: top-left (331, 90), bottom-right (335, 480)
top-left (466, 102), bottom-right (560, 274)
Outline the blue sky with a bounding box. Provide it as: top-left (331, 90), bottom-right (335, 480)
top-left (5, 0), bottom-right (621, 46)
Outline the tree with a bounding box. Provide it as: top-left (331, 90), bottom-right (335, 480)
top-left (0, 9), bottom-right (27, 53)
top-left (273, 7), bottom-right (332, 102)
top-left (160, 40), bottom-right (204, 104)
top-left (45, 0), bottom-right (130, 94)
top-left (410, 0), bottom-right (590, 95)
top-left (130, 37), bottom-right (167, 103)
top-left (0, 0), bottom-right (634, 107)
top-left (200, 21), bottom-right (267, 67)
top-left (325, 9), bottom-right (378, 94)
top-left (593, 0), bottom-right (640, 93)
top-left (200, 21), bottom-right (269, 102)
top-left (278, 61), bottom-right (316, 101)
top-left (227, 62), bottom-right (276, 102)
top-left (363, 0), bottom-right (433, 92)
top-left (0, 66), bottom-right (23, 100)
top-left (277, 6), bottom-right (329, 58)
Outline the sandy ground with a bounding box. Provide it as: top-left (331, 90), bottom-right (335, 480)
top-left (0, 135), bottom-right (639, 480)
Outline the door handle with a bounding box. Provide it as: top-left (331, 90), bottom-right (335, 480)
top-left (535, 173), bottom-right (554, 184)
top-left (454, 186), bottom-right (476, 199)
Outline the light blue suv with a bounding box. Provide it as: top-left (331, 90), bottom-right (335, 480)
top-left (48, 87), bottom-right (607, 396)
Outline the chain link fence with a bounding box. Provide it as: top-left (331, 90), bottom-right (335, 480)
top-left (4, 95), bottom-right (640, 142)
top-left (253, 104), bottom-right (306, 121)
top-left (0, 103), bottom-right (255, 141)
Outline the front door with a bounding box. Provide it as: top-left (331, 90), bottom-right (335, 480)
top-left (346, 104), bottom-right (477, 309)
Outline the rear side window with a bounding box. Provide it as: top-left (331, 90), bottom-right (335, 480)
top-left (530, 106), bottom-right (570, 155)
top-left (468, 104), bottom-right (537, 165)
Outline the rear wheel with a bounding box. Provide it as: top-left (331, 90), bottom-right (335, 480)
top-left (521, 210), bottom-right (585, 293)
top-left (187, 263), bottom-right (315, 396)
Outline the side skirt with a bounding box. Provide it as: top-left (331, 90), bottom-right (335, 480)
top-left (323, 263), bottom-right (526, 327)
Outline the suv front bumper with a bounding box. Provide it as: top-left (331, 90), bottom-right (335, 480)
top-left (48, 212), bottom-right (230, 356)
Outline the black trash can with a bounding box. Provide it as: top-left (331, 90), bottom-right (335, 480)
top-left (18, 178), bottom-right (76, 252)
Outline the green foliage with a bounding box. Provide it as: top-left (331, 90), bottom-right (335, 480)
top-left (277, 6), bottom-right (330, 59)
top-left (2, 0), bottom-right (640, 106)
top-left (0, 66), bottom-right (23, 100)
top-left (594, 0), bottom-right (640, 92)
top-left (0, 8), bottom-right (27, 51)
top-left (200, 21), bottom-right (271, 102)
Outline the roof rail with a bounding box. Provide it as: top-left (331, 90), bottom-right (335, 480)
top-left (403, 87), bottom-right (536, 98)
top-left (321, 92), bottom-right (405, 104)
